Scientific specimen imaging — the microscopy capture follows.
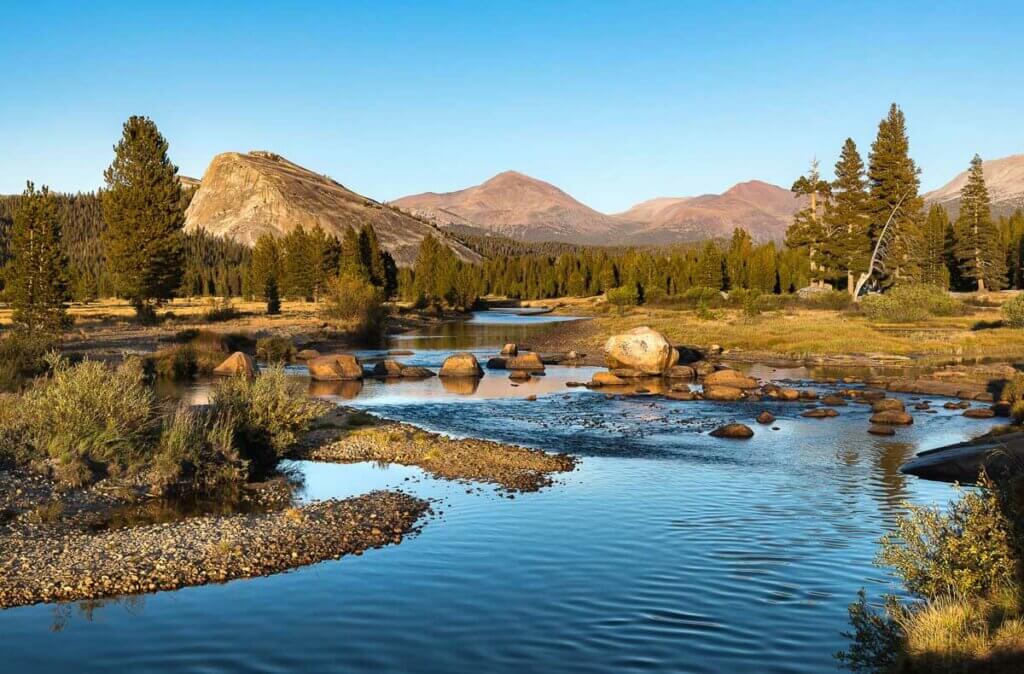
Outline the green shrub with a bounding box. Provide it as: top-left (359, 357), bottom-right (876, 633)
top-left (878, 472), bottom-right (1018, 600)
top-left (1001, 294), bottom-right (1024, 328)
top-left (1, 357), bottom-right (160, 482)
top-left (256, 336), bottom-right (295, 364)
top-left (605, 284), bottom-right (639, 309)
top-left (321, 273), bottom-right (387, 343)
top-left (151, 406), bottom-right (246, 490)
top-left (681, 286), bottom-right (725, 307)
top-left (211, 366), bottom-right (328, 473)
top-left (0, 331), bottom-right (52, 392)
top-left (152, 343), bottom-right (199, 380)
top-left (797, 289), bottom-right (853, 310)
top-left (861, 284), bottom-right (963, 323)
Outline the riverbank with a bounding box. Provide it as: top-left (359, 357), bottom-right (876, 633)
top-left (0, 490), bottom-right (428, 609)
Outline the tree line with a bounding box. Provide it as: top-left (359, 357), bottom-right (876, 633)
top-left (785, 103), bottom-right (1015, 295)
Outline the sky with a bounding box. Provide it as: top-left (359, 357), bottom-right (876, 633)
top-left (2, 0), bottom-right (1022, 213)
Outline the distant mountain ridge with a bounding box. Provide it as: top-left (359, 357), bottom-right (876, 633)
top-left (183, 151), bottom-right (479, 266)
top-left (924, 154), bottom-right (1024, 219)
top-left (392, 170), bottom-right (623, 243)
top-left (394, 173), bottom-right (799, 244)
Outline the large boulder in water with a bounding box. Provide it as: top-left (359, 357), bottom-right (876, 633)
top-left (506, 352), bottom-right (545, 372)
top-left (709, 423), bottom-right (754, 439)
top-left (603, 327), bottom-right (679, 375)
top-left (440, 352), bottom-right (483, 377)
top-left (308, 354), bottom-right (363, 381)
top-left (703, 385), bottom-right (745, 401)
top-left (213, 352), bottom-right (256, 378)
top-left (590, 371), bottom-right (626, 387)
top-left (400, 366), bottom-right (436, 378)
top-left (704, 369), bottom-right (759, 389)
top-left (372, 359), bottom-right (406, 378)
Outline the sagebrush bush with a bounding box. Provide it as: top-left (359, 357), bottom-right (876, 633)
top-left (321, 273), bottom-right (386, 343)
top-left (0, 331), bottom-right (53, 392)
top-left (211, 366), bottom-right (328, 471)
top-left (1001, 294), bottom-right (1024, 328)
top-left (2, 357), bottom-right (160, 478)
top-left (256, 336), bottom-right (295, 364)
top-left (152, 343), bottom-right (199, 380)
top-left (878, 472), bottom-right (1017, 599)
top-left (861, 284), bottom-right (963, 323)
top-left (151, 406), bottom-right (246, 490)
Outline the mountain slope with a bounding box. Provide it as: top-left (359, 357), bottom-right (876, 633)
top-left (925, 154), bottom-right (1024, 219)
top-left (184, 151), bottom-right (479, 266)
top-left (391, 171), bottom-right (623, 243)
top-left (616, 180), bottom-right (799, 243)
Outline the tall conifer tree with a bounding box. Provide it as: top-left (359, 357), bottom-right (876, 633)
top-left (953, 155), bottom-right (1006, 291)
top-left (823, 139), bottom-right (871, 293)
top-left (921, 204), bottom-right (952, 288)
top-left (866, 104), bottom-right (924, 285)
top-left (6, 183), bottom-right (69, 340)
top-left (101, 116), bottom-right (185, 318)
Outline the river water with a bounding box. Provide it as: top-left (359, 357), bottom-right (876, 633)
top-left (0, 311), bottom-right (999, 673)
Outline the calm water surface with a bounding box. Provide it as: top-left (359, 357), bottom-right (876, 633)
top-left (1, 311), bottom-right (997, 673)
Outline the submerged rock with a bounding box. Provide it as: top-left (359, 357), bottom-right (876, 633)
top-left (709, 423), bottom-right (754, 439)
top-left (590, 371), bottom-right (626, 387)
top-left (399, 366), bottom-right (435, 378)
top-left (868, 425), bottom-right (896, 436)
top-left (963, 407), bottom-right (995, 419)
top-left (756, 411), bottom-right (775, 424)
top-left (802, 407), bottom-right (839, 418)
top-left (664, 365), bottom-right (696, 380)
top-left (704, 369), bottom-right (759, 389)
top-left (872, 398), bottom-right (905, 413)
top-left (703, 385), bottom-right (745, 401)
top-left (295, 348), bottom-right (321, 361)
top-left (870, 410), bottom-right (914, 425)
top-left (603, 326), bottom-right (679, 375)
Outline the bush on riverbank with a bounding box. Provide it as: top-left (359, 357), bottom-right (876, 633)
top-left (0, 358), bottom-right (326, 489)
top-left (860, 284), bottom-right (965, 323)
top-left (0, 331), bottom-right (53, 392)
top-left (256, 336), bottom-right (295, 364)
top-left (321, 273), bottom-right (386, 343)
top-left (1002, 294), bottom-right (1024, 328)
top-left (838, 471), bottom-right (1024, 672)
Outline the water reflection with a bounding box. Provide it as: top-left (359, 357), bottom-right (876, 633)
top-left (309, 379), bottom-right (363, 399)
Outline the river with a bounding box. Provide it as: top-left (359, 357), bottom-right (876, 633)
top-left (0, 310), bottom-right (998, 673)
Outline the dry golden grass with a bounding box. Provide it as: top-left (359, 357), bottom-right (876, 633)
top-left (540, 296), bottom-right (1024, 362)
top-left (897, 586), bottom-right (1024, 672)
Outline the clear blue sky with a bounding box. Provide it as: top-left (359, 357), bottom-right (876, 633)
top-left (2, 1), bottom-right (1021, 212)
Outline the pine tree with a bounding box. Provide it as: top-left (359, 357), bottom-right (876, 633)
top-left (786, 159), bottom-right (831, 286)
top-left (339, 226), bottom-right (368, 280)
top-left (921, 204), bottom-right (952, 288)
top-left (866, 104), bottom-right (924, 286)
top-left (696, 241), bottom-right (724, 289)
top-left (359, 224), bottom-right (387, 287)
top-left (281, 226), bottom-right (318, 300)
top-left (725, 228), bottom-right (753, 289)
top-left (5, 183), bottom-right (69, 340)
top-left (249, 234), bottom-right (281, 300)
top-left (265, 276), bottom-right (281, 315)
top-left (953, 154), bottom-right (1006, 291)
top-left (823, 139), bottom-right (871, 293)
top-left (101, 116), bottom-right (185, 319)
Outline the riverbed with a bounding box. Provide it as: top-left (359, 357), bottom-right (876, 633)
top-left (0, 310), bottom-right (999, 673)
